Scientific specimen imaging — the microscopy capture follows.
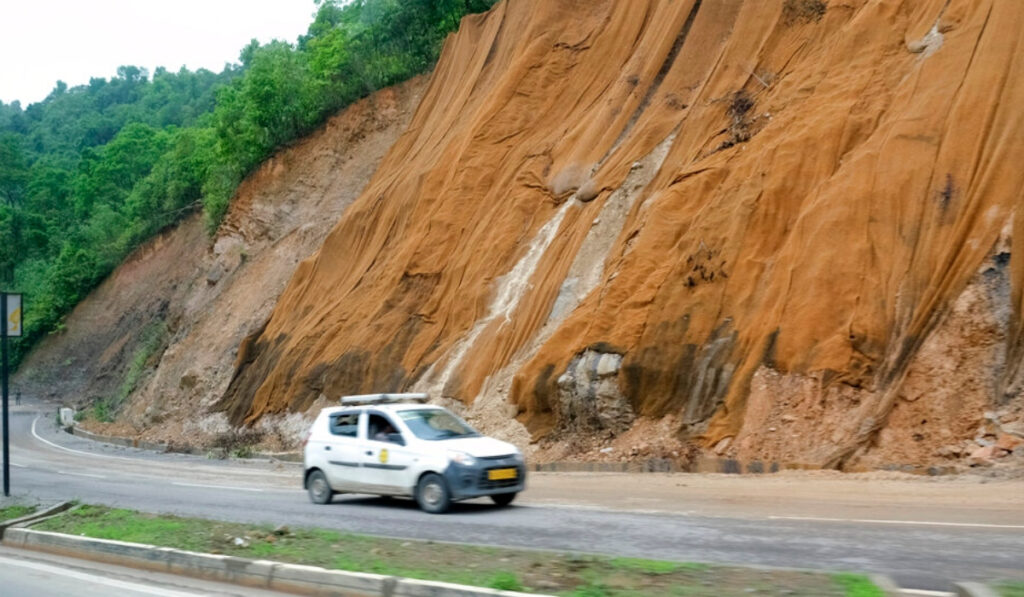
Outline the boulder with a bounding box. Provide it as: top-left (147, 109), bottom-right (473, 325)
top-left (967, 445), bottom-right (1008, 466)
top-left (995, 434), bottom-right (1024, 451)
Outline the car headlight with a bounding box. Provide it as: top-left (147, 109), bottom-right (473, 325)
top-left (511, 452), bottom-right (524, 463)
top-left (448, 450), bottom-right (477, 466)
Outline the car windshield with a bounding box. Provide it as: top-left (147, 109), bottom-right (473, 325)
top-left (398, 408), bottom-right (479, 441)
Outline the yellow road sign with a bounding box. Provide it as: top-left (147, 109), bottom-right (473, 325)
top-left (4, 294), bottom-right (21, 337)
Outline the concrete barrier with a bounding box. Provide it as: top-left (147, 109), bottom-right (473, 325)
top-left (2, 527), bottom-right (549, 597)
top-left (70, 426), bottom-right (170, 453)
top-left (954, 581), bottom-right (1001, 597)
top-left (0, 501), bottom-right (74, 539)
top-left (63, 424), bottom-right (956, 476)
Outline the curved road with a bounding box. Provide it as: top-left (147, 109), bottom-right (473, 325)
top-left (5, 405), bottom-right (1024, 593)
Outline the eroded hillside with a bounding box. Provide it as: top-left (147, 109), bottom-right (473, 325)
top-left (16, 79), bottom-right (426, 448)
top-left (214, 0), bottom-right (1024, 470)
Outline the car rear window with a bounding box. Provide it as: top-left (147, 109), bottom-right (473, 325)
top-left (329, 413), bottom-right (359, 437)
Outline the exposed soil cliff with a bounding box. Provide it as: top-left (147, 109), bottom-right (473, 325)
top-left (215, 0), bottom-right (1024, 469)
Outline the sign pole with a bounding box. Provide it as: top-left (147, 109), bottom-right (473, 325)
top-left (2, 293), bottom-right (9, 497)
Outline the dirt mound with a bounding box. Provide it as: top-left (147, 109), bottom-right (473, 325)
top-left (215, 0), bottom-right (1023, 469)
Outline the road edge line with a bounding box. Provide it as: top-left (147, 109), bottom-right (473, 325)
top-left (2, 527), bottom-right (550, 597)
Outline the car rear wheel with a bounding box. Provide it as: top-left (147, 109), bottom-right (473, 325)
top-left (416, 473), bottom-right (451, 514)
top-left (307, 470), bottom-right (333, 505)
top-left (490, 492), bottom-right (516, 507)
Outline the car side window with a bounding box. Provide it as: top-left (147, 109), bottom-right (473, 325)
top-left (329, 413), bottom-right (359, 437)
top-left (367, 413), bottom-right (402, 444)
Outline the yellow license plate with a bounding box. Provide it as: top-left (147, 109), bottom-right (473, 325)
top-left (488, 468), bottom-right (518, 481)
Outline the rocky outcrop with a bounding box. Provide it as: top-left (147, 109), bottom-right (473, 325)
top-left (213, 0), bottom-right (1023, 467)
top-left (555, 349), bottom-right (633, 434)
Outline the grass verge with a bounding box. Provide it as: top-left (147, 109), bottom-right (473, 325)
top-left (0, 504), bottom-right (37, 521)
top-left (998, 581), bottom-right (1024, 597)
top-left (34, 504), bottom-right (881, 596)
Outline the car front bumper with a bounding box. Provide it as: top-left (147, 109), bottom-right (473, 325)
top-left (444, 457), bottom-right (526, 500)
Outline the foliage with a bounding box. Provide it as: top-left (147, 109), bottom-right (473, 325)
top-left (1, 0), bottom-right (497, 369)
top-left (0, 504), bottom-right (36, 521)
top-left (997, 581), bottom-right (1024, 597)
top-left (832, 573), bottom-right (884, 597)
top-left (487, 571), bottom-right (524, 591)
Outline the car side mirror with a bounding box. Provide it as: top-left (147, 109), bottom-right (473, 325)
top-left (387, 433), bottom-right (405, 446)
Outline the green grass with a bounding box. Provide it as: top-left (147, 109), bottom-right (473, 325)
top-left (610, 557), bottom-right (709, 575)
top-left (488, 571), bottom-right (524, 591)
top-left (997, 581), bottom-right (1024, 597)
top-left (0, 505), bottom-right (36, 521)
top-left (34, 504), bottom-right (881, 596)
top-left (832, 573), bottom-right (885, 597)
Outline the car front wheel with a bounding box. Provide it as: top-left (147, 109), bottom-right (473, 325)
top-left (307, 470), bottom-right (333, 505)
top-left (416, 473), bottom-right (451, 514)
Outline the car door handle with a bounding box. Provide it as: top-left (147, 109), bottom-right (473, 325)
top-left (365, 451), bottom-right (373, 456)
top-left (324, 446), bottom-right (331, 451)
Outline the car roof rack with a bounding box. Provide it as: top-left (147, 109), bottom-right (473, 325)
top-left (339, 392), bottom-right (429, 406)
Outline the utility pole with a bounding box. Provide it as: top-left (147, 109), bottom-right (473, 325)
top-left (2, 292), bottom-right (21, 497)
top-left (2, 292), bottom-right (9, 497)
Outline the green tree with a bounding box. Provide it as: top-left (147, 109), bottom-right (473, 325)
top-left (3, 0), bottom-right (498, 368)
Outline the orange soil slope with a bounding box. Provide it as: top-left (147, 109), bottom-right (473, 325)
top-left (218, 0), bottom-right (1024, 467)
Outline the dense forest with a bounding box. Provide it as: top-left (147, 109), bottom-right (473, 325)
top-left (0, 0), bottom-right (496, 364)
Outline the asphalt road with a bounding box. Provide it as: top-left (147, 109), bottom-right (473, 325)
top-left (4, 406), bottom-right (1024, 593)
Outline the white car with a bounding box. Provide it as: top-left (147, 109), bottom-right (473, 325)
top-left (302, 393), bottom-right (526, 513)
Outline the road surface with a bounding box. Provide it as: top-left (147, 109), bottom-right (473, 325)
top-left (4, 405), bottom-right (1024, 593)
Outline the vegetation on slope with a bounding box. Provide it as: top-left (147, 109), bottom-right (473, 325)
top-left (0, 0), bottom-right (495, 365)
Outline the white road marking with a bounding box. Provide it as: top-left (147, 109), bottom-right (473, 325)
top-left (0, 554), bottom-right (208, 596)
top-left (28, 416), bottom-right (293, 479)
top-left (171, 482), bottom-right (264, 493)
top-left (10, 463), bottom-right (26, 468)
top-left (899, 590), bottom-right (955, 597)
top-left (58, 470), bottom-right (107, 479)
top-left (768, 515), bottom-right (1024, 530)
top-left (30, 417), bottom-right (138, 462)
top-left (533, 502), bottom-right (698, 516)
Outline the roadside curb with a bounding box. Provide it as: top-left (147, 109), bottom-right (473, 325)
top-left (0, 501), bottom-right (74, 539)
top-left (2, 527), bottom-right (550, 597)
top-left (65, 424), bottom-right (301, 463)
top-left (868, 574), bottom-right (903, 597)
top-left (529, 457), bottom-right (957, 476)
top-left (62, 422), bottom-right (956, 475)
top-left (70, 425), bottom-right (170, 453)
top-left (954, 582), bottom-right (1001, 597)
